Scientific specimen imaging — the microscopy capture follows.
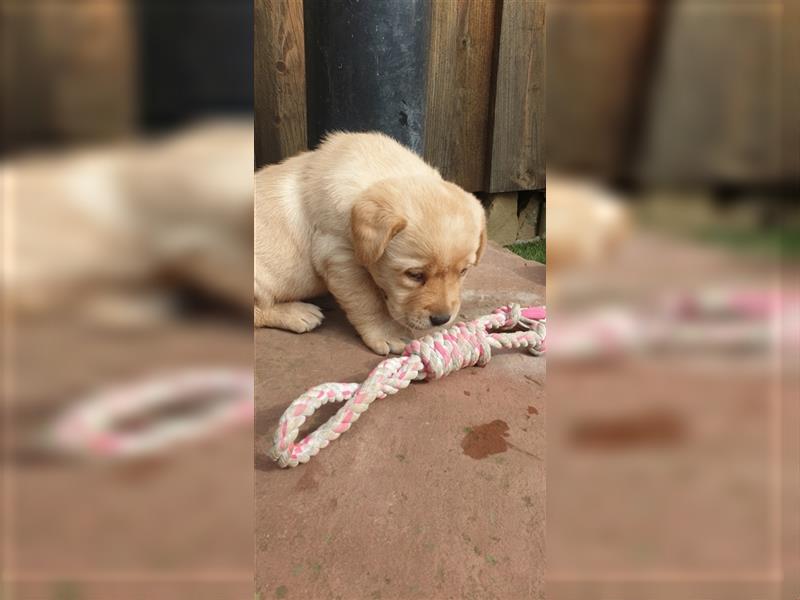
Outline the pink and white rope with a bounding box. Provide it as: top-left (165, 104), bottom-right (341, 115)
top-left (270, 304), bottom-right (546, 468)
top-left (47, 369), bottom-right (253, 460)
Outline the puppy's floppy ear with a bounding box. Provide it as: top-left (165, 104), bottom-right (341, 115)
top-left (351, 183), bottom-right (407, 265)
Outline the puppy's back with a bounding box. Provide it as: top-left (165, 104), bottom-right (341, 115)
top-left (255, 151), bottom-right (315, 263)
top-left (302, 132), bottom-right (438, 208)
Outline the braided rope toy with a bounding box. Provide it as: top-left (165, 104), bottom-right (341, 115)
top-left (549, 289), bottom-right (799, 360)
top-left (46, 369), bottom-right (253, 460)
top-left (270, 304), bottom-right (546, 468)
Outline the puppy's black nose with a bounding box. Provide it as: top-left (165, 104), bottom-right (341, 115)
top-left (430, 314), bottom-right (451, 327)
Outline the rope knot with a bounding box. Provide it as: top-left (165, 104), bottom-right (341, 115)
top-left (494, 304), bottom-right (523, 328)
top-left (403, 320), bottom-right (493, 380)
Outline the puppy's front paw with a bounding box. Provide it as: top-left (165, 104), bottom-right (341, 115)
top-left (362, 328), bottom-right (409, 356)
top-left (280, 302), bottom-right (325, 333)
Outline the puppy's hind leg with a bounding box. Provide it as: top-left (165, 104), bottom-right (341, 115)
top-left (254, 301), bottom-right (324, 333)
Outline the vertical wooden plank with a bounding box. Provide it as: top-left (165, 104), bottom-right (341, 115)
top-left (254, 0), bottom-right (307, 168)
top-left (784, 1), bottom-right (799, 180)
top-left (423, 0), bottom-right (498, 192)
top-left (489, 0), bottom-right (545, 192)
top-left (0, 0), bottom-right (136, 151)
top-left (639, 2), bottom-right (783, 183)
top-left (53, 0), bottom-right (136, 140)
top-left (546, 3), bottom-right (655, 179)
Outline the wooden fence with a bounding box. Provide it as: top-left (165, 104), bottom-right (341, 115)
top-left (254, 0), bottom-right (545, 197)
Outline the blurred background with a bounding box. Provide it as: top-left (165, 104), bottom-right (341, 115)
top-left (546, 1), bottom-right (796, 599)
top-left (2, 0), bottom-right (797, 599)
top-left (2, 1), bottom-right (254, 599)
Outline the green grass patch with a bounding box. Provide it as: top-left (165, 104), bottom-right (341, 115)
top-left (695, 228), bottom-right (800, 258)
top-left (506, 239), bottom-right (546, 263)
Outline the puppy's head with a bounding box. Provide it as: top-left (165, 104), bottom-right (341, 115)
top-left (351, 177), bottom-right (486, 330)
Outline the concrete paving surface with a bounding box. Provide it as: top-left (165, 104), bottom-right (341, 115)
top-left (546, 233), bottom-right (793, 600)
top-left (7, 320), bottom-right (254, 600)
top-left (255, 244), bottom-right (546, 600)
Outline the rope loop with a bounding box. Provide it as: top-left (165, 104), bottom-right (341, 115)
top-left (269, 304), bottom-right (546, 468)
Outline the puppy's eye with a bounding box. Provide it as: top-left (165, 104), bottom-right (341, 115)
top-left (405, 270), bottom-right (426, 283)
top-left (460, 267), bottom-right (469, 276)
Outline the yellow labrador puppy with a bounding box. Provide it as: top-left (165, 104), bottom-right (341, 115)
top-left (254, 132), bottom-right (486, 355)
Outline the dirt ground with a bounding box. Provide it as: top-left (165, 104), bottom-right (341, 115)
top-left (255, 244), bottom-right (547, 600)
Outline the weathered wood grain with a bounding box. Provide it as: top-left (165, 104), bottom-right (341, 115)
top-left (546, 2), bottom-right (657, 180)
top-left (785, 1), bottom-right (799, 180)
top-left (489, 0), bottom-right (545, 192)
top-left (254, 0), bottom-right (307, 169)
top-left (1, 0), bottom-right (135, 151)
top-left (639, 1), bottom-right (783, 183)
top-left (424, 0), bottom-right (499, 192)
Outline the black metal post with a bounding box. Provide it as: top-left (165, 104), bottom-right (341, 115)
top-left (304, 0), bottom-right (431, 153)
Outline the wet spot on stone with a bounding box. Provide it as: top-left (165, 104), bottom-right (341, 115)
top-left (463, 390), bottom-right (471, 397)
top-left (527, 406), bottom-right (539, 415)
top-left (522, 495), bottom-right (534, 507)
top-left (275, 585), bottom-right (288, 599)
top-left (395, 453), bottom-right (406, 462)
top-left (461, 420), bottom-right (510, 459)
top-left (570, 409), bottom-right (687, 450)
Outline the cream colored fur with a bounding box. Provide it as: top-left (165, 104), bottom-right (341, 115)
top-left (4, 120), bottom-right (254, 326)
top-left (254, 132), bottom-right (486, 355)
